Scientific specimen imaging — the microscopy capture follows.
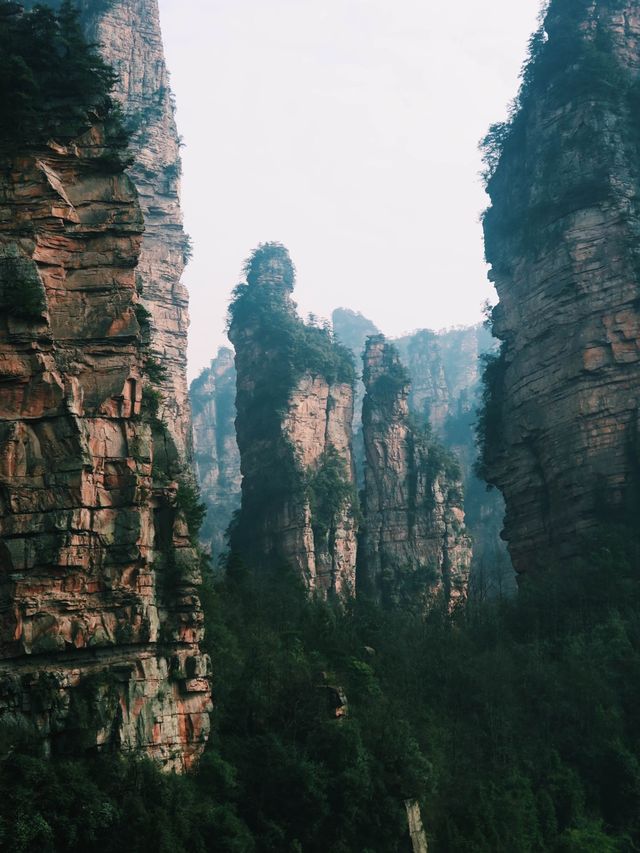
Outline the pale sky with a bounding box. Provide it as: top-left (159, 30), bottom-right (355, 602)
top-left (158, 0), bottom-right (542, 380)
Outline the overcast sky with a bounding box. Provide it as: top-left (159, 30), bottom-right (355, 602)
top-left (158, 0), bottom-right (542, 380)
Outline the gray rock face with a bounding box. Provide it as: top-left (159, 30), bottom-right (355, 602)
top-left (359, 336), bottom-right (471, 608)
top-left (191, 348), bottom-right (241, 562)
top-left (395, 330), bottom-right (451, 435)
top-left (482, 0), bottom-right (640, 576)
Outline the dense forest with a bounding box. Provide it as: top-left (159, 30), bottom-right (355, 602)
top-left (2, 527), bottom-right (640, 852)
top-left (0, 0), bottom-right (124, 151)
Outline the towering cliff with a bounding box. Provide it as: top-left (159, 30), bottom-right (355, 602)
top-left (229, 244), bottom-right (358, 597)
top-left (332, 311), bottom-right (513, 595)
top-left (25, 0), bottom-right (193, 462)
top-left (359, 336), bottom-right (471, 608)
top-left (191, 348), bottom-right (241, 561)
top-left (482, 0), bottom-right (640, 576)
top-left (0, 2), bottom-right (210, 769)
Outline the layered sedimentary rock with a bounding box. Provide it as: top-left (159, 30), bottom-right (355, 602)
top-left (360, 336), bottom-right (471, 607)
top-left (0, 125), bottom-right (210, 768)
top-left (229, 244), bottom-right (358, 597)
top-left (482, 0), bottom-right (640, 576)
top-left (191, 348), bottom-right (241, 560)
top-left (47, 0), bottom-right (193, 462)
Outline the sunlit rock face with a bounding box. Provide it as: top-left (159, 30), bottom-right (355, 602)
top-left (60, 0), bottom-right (194, 464)
top-left (359, 336), bottom-right (471, 608)
top-left (190, 348), bottom-right (241, 562)
top-left (0, 127), bottom-right (211, 770)
top-left (228, 244), bottom-right (358, 598)
top-left (482, 0), bottom-right (640, 576)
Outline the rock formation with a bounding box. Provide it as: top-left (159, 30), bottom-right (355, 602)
top-left (26, 0), bottom-right (194, 462)
top-left (333, 311), bottom-right (513, 595)
top-left (228, 243), bottom-right (358, 598)
top-left (395, 330), bottom-right (451, 434)
top-left (482, 0), bottom-right (640, 576)
top-left (0, 127), bottom-right (210, 769)
top-left (332, 307), bottom-right (381, 428)
top-left (359, 336), bottom-right (471, 608)
top-left (0, 2), bottom-right (210, 770)
top-left (191, 348), bottom-right (241, 561)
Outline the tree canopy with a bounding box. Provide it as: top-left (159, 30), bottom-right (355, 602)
top-left (0, 0), bottom-right (122, 152)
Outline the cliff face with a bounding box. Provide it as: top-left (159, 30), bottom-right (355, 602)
top-left (332, 313), bottom-right (513, 595)
top-left (482, 0), bottom-right (640, 576)
top-left (69, 0), bottom-right (192, 463)
top-left (395, 330), bottom-right (451, 434)
top-left (191, 348), bottom-right (241, 561)
top-left (229, 244), bottom-right (358, 598)
top-left (0, 127), bottom-right (210, 769)
top-left (360, 336), bottom-right (471, 608)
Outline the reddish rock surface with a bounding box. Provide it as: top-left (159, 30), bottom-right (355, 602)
top-left (0, 127), bottom-right (210, 770)
top-left (229, 245), bottom-right (358, 598)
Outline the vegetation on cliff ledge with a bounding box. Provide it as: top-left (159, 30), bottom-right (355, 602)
top-left (0, 0), bottom-right (124, 152)
top-left (227, 243), bottom-right (356, 558)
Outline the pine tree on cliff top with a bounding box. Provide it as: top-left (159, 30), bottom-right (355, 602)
top-left (0, 0), bottom-right (120, 151)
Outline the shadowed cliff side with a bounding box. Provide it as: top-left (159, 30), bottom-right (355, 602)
top-left (481, 0), bottom-right (640, 576)
top-left (191, 347), bottom-right (240, 562)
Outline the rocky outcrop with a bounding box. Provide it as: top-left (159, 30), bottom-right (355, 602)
top-left (229, 244), bottom-right (358, 598)
top-left (60, 0), bottom-right (193, 463)
top-left (359, 336), bottom-right (471, 608)
top-left (332, 312), bottom-right (513, 595)
top-left (191, 348), bottom-right (241, 561)
top-left (482, 0), bottom-right (640, 576)
top-left (0, 123), bottom-right (210, 769)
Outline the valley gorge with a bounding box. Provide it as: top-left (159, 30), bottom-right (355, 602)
top-left (190, 347), bottom-right (240, 562)
top-left (193, 305), bottom-right (512, 595)
top-left (3, 1), bottom-right (640, 850)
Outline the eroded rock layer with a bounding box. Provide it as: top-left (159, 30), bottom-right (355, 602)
top-left (0, 129), bottom-right (210, 770)
top-left (360, 336), bottom-right (471, 608)
top-left (483, 0), bottom-right (640, 576)
top-left (74, 0), bottom-right (192, 462)
top-left (229, 244), bottom-right (358, 598)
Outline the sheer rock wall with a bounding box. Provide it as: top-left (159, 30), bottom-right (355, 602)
top-left (360, 336), bottom-right (471, 608)
top-left (483, 0), bottom-right (640, 576)
top-left (76, 0), bottom-right (192, 462)
top-left (0, 128), bottom-right (210, 770)
top-left (229, 246), bottom-right (358, 598)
